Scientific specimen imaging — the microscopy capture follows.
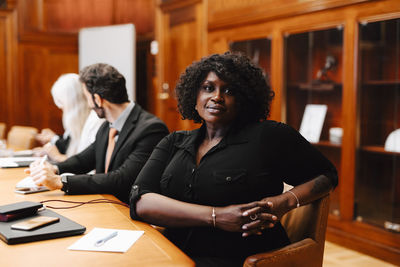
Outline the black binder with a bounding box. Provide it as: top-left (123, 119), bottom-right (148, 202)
top-left (0, 208), bottom-right (86, 244)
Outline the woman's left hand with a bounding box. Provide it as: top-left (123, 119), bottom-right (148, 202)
top-left (241, 194), bottom-right (291, 237)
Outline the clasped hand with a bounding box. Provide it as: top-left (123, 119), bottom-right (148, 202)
top-left (216, 195), bottom-right (288, 237)
top-left (24, 160), bottom-right (62, 190)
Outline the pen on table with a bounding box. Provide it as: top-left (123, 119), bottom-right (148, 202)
top-left (94, 231), bottom-right (118, 247)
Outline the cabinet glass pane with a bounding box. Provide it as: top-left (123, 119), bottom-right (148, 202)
top-left (284, 28), bottom-right (343, 216)
top-left (229, 38), bottom-right (271, 78)
top-left (355, 19), bottom-right (400, 232)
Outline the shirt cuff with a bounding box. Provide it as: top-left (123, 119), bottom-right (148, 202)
top-left (129, 184), bottom-right (142, 220)
top-left (50, 135), bottom-right (60, 145)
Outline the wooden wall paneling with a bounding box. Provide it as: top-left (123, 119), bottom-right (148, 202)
top-left (0, 8), bottom-right (17, 128)
top-left (12, 0), bottom-right (156, 134)
top-left (17, 0), bottom-right (43, 34)
top-left (17, 43), bottom-right (78, 133)
top-left (196, 1), bottom-right (207, 57)
top-left (17, 0), bottom-right (155, 35)
top-left (207, 35), bottom-right (228, 54)
top-left (0, 13), bottom-right (6, 122)
top-left (114, 0), bottom-right (155, 35)
top-left (42, 0), bottom-right (114, 33)
top-left (6, 0), bottom-right (16, 8)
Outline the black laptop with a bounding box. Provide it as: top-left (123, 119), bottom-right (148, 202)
top-left (0, 208), bottom-right (86, 244)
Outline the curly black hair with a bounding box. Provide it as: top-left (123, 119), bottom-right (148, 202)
top-left (175, 52), bottom-right (274, 125)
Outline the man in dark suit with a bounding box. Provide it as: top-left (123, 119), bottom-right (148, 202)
top-left (28, 63), bottom-right (169, 203)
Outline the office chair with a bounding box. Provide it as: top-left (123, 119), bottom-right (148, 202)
top-left (243, 194), bottom-right (330, 267)
top-left (0, 122), bottom-right (5, 140)
top-left (7, 125), bottom-right (38, 150)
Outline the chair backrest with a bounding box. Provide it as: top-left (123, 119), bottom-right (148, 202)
top-left (7, 126), bottom-right (38, 150)
top-left (243, 194), bottom-right (330, 267)
top-left (281, 194), bottom-right (330, 243)
top-left (0, 122), bottom-right (5, 140)
top-left (281, 194), bottom-right (330, 262)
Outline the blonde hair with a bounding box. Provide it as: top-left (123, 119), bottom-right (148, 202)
top-left (51, 73), bottom-right (90, 156)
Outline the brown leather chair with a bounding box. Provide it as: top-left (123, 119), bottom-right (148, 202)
top-left (0, 122), bottom-right (5, 140)
top-left (243, 194), bottom-right (330, 267)
top-left (7, 125), bottom-right (38, 150)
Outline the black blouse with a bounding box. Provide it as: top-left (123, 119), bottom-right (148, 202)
top-left (130, 120), bottom-right (337, 261)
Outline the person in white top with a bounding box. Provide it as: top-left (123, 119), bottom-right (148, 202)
top-left (35, 73), bottom-right (104, 162)
top-left (77, 110), bottom-right (105, 152)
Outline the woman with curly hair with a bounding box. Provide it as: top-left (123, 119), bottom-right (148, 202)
top-left (130, 52), bottom-right (337, 266)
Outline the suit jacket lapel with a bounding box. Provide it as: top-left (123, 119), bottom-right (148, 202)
top-left (108, 105), bottom-right (141, 170)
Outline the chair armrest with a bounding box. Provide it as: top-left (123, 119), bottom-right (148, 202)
top-left (243, 238), bottom-right (321, 267)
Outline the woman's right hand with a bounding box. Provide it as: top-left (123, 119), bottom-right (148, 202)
top-left (32, 147), bottom-right (46, 157)
top-left (214, 202), bottom-right (262, 232)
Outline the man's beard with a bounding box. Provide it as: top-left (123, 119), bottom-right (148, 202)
top-left (93, 107), bottom-right (105, 119)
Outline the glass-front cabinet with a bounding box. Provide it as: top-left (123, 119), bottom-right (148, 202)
top-left (229, 38), bottom-right (271, 79)
top-left (355, 18), bottom-right (400, 232)
top-left (284, 27), bottom-right (343, 216)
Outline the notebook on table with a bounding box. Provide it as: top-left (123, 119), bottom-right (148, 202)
top-left (0, 208), bottom-right (86, 244)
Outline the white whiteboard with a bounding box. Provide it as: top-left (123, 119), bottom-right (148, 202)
top-left (79, 24), bottom-right (136, 101)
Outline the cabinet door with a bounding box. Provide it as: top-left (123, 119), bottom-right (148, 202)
top-left (229, 38), bottom-right (271, 78)
top-left (284, 27), bottom-right (343, 216)
top-left (355, 18), bottom-right (400, 232)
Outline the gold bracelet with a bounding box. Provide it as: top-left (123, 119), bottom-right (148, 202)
top-left (212, 207), bottom-right (216, 227)
top-left (288, 190), bottom-right (300, 208)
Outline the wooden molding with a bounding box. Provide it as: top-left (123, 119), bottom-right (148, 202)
top-left (159, 0), bottom-right (201, 12)
top-left (208, 0), bottom-right (373, 30)
top-left (18, 32), bottom-right (78, 45)
top-left (16, 0), bottom-right (154, 36)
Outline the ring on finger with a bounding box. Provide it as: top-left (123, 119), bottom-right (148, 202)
top-left (250, 214), bottom-right (258, 221)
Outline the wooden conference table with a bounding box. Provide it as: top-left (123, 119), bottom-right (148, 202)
top-left (0, 167), bottom-right (194, 267)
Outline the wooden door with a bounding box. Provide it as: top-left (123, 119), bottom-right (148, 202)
top-left (0, 9), bottom-right (17, 128)
top-left (156, 0), bottom-right (206, 132)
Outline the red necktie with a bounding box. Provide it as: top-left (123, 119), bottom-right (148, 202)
top-left (105, 128), bottom-right (118, 173)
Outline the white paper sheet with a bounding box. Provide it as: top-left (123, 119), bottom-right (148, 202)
top-left (299, 104), bottom-right (327, 143)
top-left (13, 150), bottom-right (34, 157)
top-left (15, 176), bottom-right (40, 188)
top-left (68, 228), bottom-right (144, 253)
